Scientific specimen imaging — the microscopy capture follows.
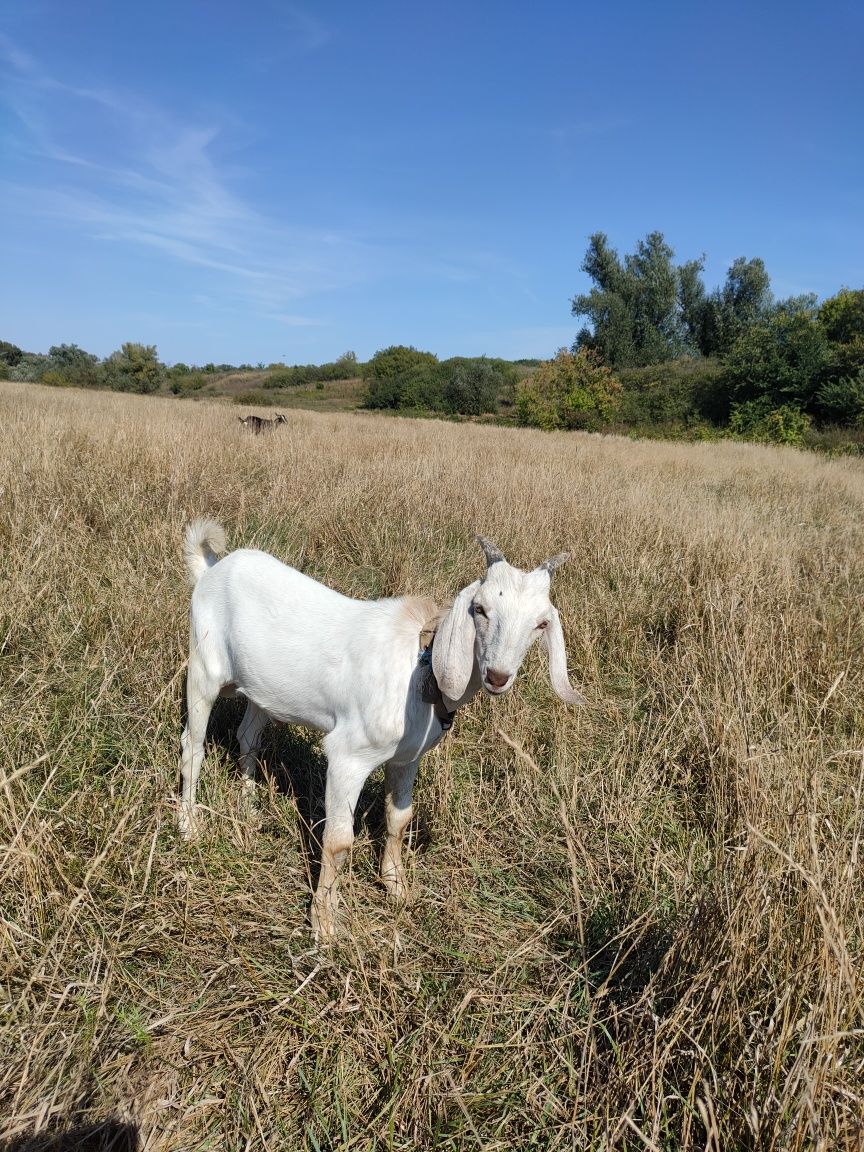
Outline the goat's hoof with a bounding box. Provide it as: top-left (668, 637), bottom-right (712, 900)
top-left (177, 805), bottom-right (200, 842)
top-left (380, 868), bottom-right (409, 903)
top-left (239, 784), bottom-right (262, 829)
top-left (310, 900), bottom-right (338, 946)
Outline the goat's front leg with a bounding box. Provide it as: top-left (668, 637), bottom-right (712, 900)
top-left (381, 758), bottom-right (420, 901)
top-left (311, 753), bottom-right (370, 943)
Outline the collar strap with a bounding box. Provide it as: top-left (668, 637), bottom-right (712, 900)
top-left (418, 620), bottom-right (456, 732)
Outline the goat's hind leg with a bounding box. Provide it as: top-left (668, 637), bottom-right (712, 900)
top-left (238, 700), bottom-right (268, 791)
top-left (237, 700), bottom-right (268, 823)
top-left (381, 759), bottom-right (420, 900)
top-left (179, 651), bottom-right (219, 840)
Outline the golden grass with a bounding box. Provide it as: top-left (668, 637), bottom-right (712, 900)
top-left (1, 380), bottom-right (863, 1150)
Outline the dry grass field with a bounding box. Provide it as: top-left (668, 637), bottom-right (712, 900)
top-left (1, 380), bottom-right (863, 1151)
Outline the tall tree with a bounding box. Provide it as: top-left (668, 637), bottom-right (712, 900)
top-left (697, 258), bottom-right (773, 356)
top-left (572, 232), bottom-right (705, 367)
top-left (102, 343), bottom-right (165, 394)
top-left (46, 343), bottom-right (100, 387)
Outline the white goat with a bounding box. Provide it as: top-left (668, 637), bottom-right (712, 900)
top-left (179, 520), bottom-right (582, 940)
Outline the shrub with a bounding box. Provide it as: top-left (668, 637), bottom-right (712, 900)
top-left (819, 288), bottom-right (864, 345)
top-left (728, 398), bottom-right (811, 445)
top-left (230, 389), bottom-right (285, 408)
top-left (264, 369), bottom-right (302, 389)
top-left (264, 353), bottom-right (362, 391)
top-left (0, 341), bottom-right (23, 370)
top-left (169, 372), bottom-right (207, 397)
top-left (515, 348), bottom-right (621, 431)
top-left (42, 344), bottom-right (101, 388)
top-left (441, 358), bottom-right (503, 415)
top-left (722, 308), bottom-right (829, 410)
top-left (616, 357), bottom-right (727, 426)
top-left (815, 370), bottom-right (864, 426)
top-left (362, 346), bottom-right (441, 410)
top-left (101, 343), bottom-right (165, 394)
top-left (40, 370), bottom-right (72, 388)
top-left (8, 353), bottom-right (50, 382)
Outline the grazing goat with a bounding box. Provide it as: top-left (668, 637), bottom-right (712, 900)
top-left (179, 520), bottom-right (582, 940)
top-left (238, 413), bottom-right (288, 434)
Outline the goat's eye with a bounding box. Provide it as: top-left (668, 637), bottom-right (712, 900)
top-left (537, 620), bottom-right (549, 630)
top-left (473, 604), bottom-right (487, 618)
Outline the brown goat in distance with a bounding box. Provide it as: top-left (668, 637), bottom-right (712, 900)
top-left (238, 413), bottom-right (288, 434)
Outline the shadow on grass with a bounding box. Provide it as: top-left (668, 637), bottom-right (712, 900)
top-left (1, 1120), bottom-right (138, 1152)
top-left (195, 692), bottom-right (434, 891)
top-left (554, 902), bottom-right (677, 1007)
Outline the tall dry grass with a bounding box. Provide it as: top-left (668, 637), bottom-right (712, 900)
top-left (1, 380), bottom-right (862, 1150)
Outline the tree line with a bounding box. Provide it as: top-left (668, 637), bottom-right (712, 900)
top-left (3, 230), bottom-right (863, 447)
top-left (535, 231), bottom-right (864, 445)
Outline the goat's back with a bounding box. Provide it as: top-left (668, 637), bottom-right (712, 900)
top-left (189, 549), bottom-right (430, 730)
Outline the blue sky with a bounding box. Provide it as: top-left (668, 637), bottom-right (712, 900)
top-left (1, 1), bottom-right (862, 366)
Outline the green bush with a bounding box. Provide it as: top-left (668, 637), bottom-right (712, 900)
top-left (616, 357), bottom-right (727, 426)
top-left (815, 370), bottom-right (864, 425)
top-left (101, 343), bottom-right (165, 394)
top-left (362, 346), bottom-right (441, 410)
top-left (8, 353), bottom-right (50, 382)
top-left (264, 352), bottom-right (361, 390)
top-left (440, 358), bottom-right (504, 415)
top-left (819, 288), bottom-right (864, 345)
top-left (231, 389), bottom-right (285, 407)
top-left (515, 348), bottom-right (621, 431)
top-left (40, 370), bottom-right (73, 388)
top-left (728, 398), bottom-right (811, 446)
top-left (0, 341), bottom-right (23, 370)
top-left (169, 372), bottom-right (207, 396)
top-left (42, 344), bottom-right (101, 388)
top-left (722, 308), bottom-right (829, 410)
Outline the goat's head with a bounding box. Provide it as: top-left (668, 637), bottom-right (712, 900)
top-left (274, 413), bottom-right (288, 424)
top-left (432, 537), bottom-right (583, 708)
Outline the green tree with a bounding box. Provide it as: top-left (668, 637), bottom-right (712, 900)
top-left (697, 258), bottom-right (773, 357)
top-left (334, 350), bottom-right (359, 376)
top-left (102, 343), bottom-right (165, 394)
top-left (816, 370), bottom-right (864, 425)
top-left (515, 348), bottom-right (621, 430)
top-left (8, 353), bottom-right (50, 382)
top-left (441, 358), bottom-right (502, 415)
top-left (819, 288), bottom-right (864, 344)
top-left (0, 341), bottom-right (23, 370)
top-left (818, 290), bottom-right (864, 409)
top-left (722, 304), bottom-right (829, 410)
top-left (573, 232), bottom-right (706, 367)
top-left (362, 345), bottom-right (440, 409)
top-left (44, 344), bottom-right (100, 388)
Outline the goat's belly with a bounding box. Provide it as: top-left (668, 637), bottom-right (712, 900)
top-left (233, 678), bottom-right (337, 734)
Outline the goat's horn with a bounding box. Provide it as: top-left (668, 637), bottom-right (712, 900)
top-left (476, 535), bottom-right (506, 567)
top-left (539, 552), bottom-right (569, 575)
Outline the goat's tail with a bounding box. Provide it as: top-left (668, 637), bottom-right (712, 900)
top-left (183, 518), bottom-right (227, 587)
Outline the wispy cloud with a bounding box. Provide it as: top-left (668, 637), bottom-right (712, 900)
top-left (279, 4), bottom-right (331, 53)
top-left (0, 34), bottom-right (367, 316)
top-left (0, 30), bottom-right (531, 345)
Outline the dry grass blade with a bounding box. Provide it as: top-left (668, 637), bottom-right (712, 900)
top-left (1, 381), bottom-right (863, 1149)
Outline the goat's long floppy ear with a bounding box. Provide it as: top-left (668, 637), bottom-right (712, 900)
top-left (541, 607), bottom-right (584, 705)
top-left (476, 536), bottom-right (506, 568)
top-left (432, 580), bottom-right (481, 703)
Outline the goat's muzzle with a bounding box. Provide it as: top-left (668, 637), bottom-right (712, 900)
top-left (484, 668), bottom-right (512, 694)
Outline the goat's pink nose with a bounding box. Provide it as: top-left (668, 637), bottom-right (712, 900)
top-left (486, 669), bottom-right (509, 689)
